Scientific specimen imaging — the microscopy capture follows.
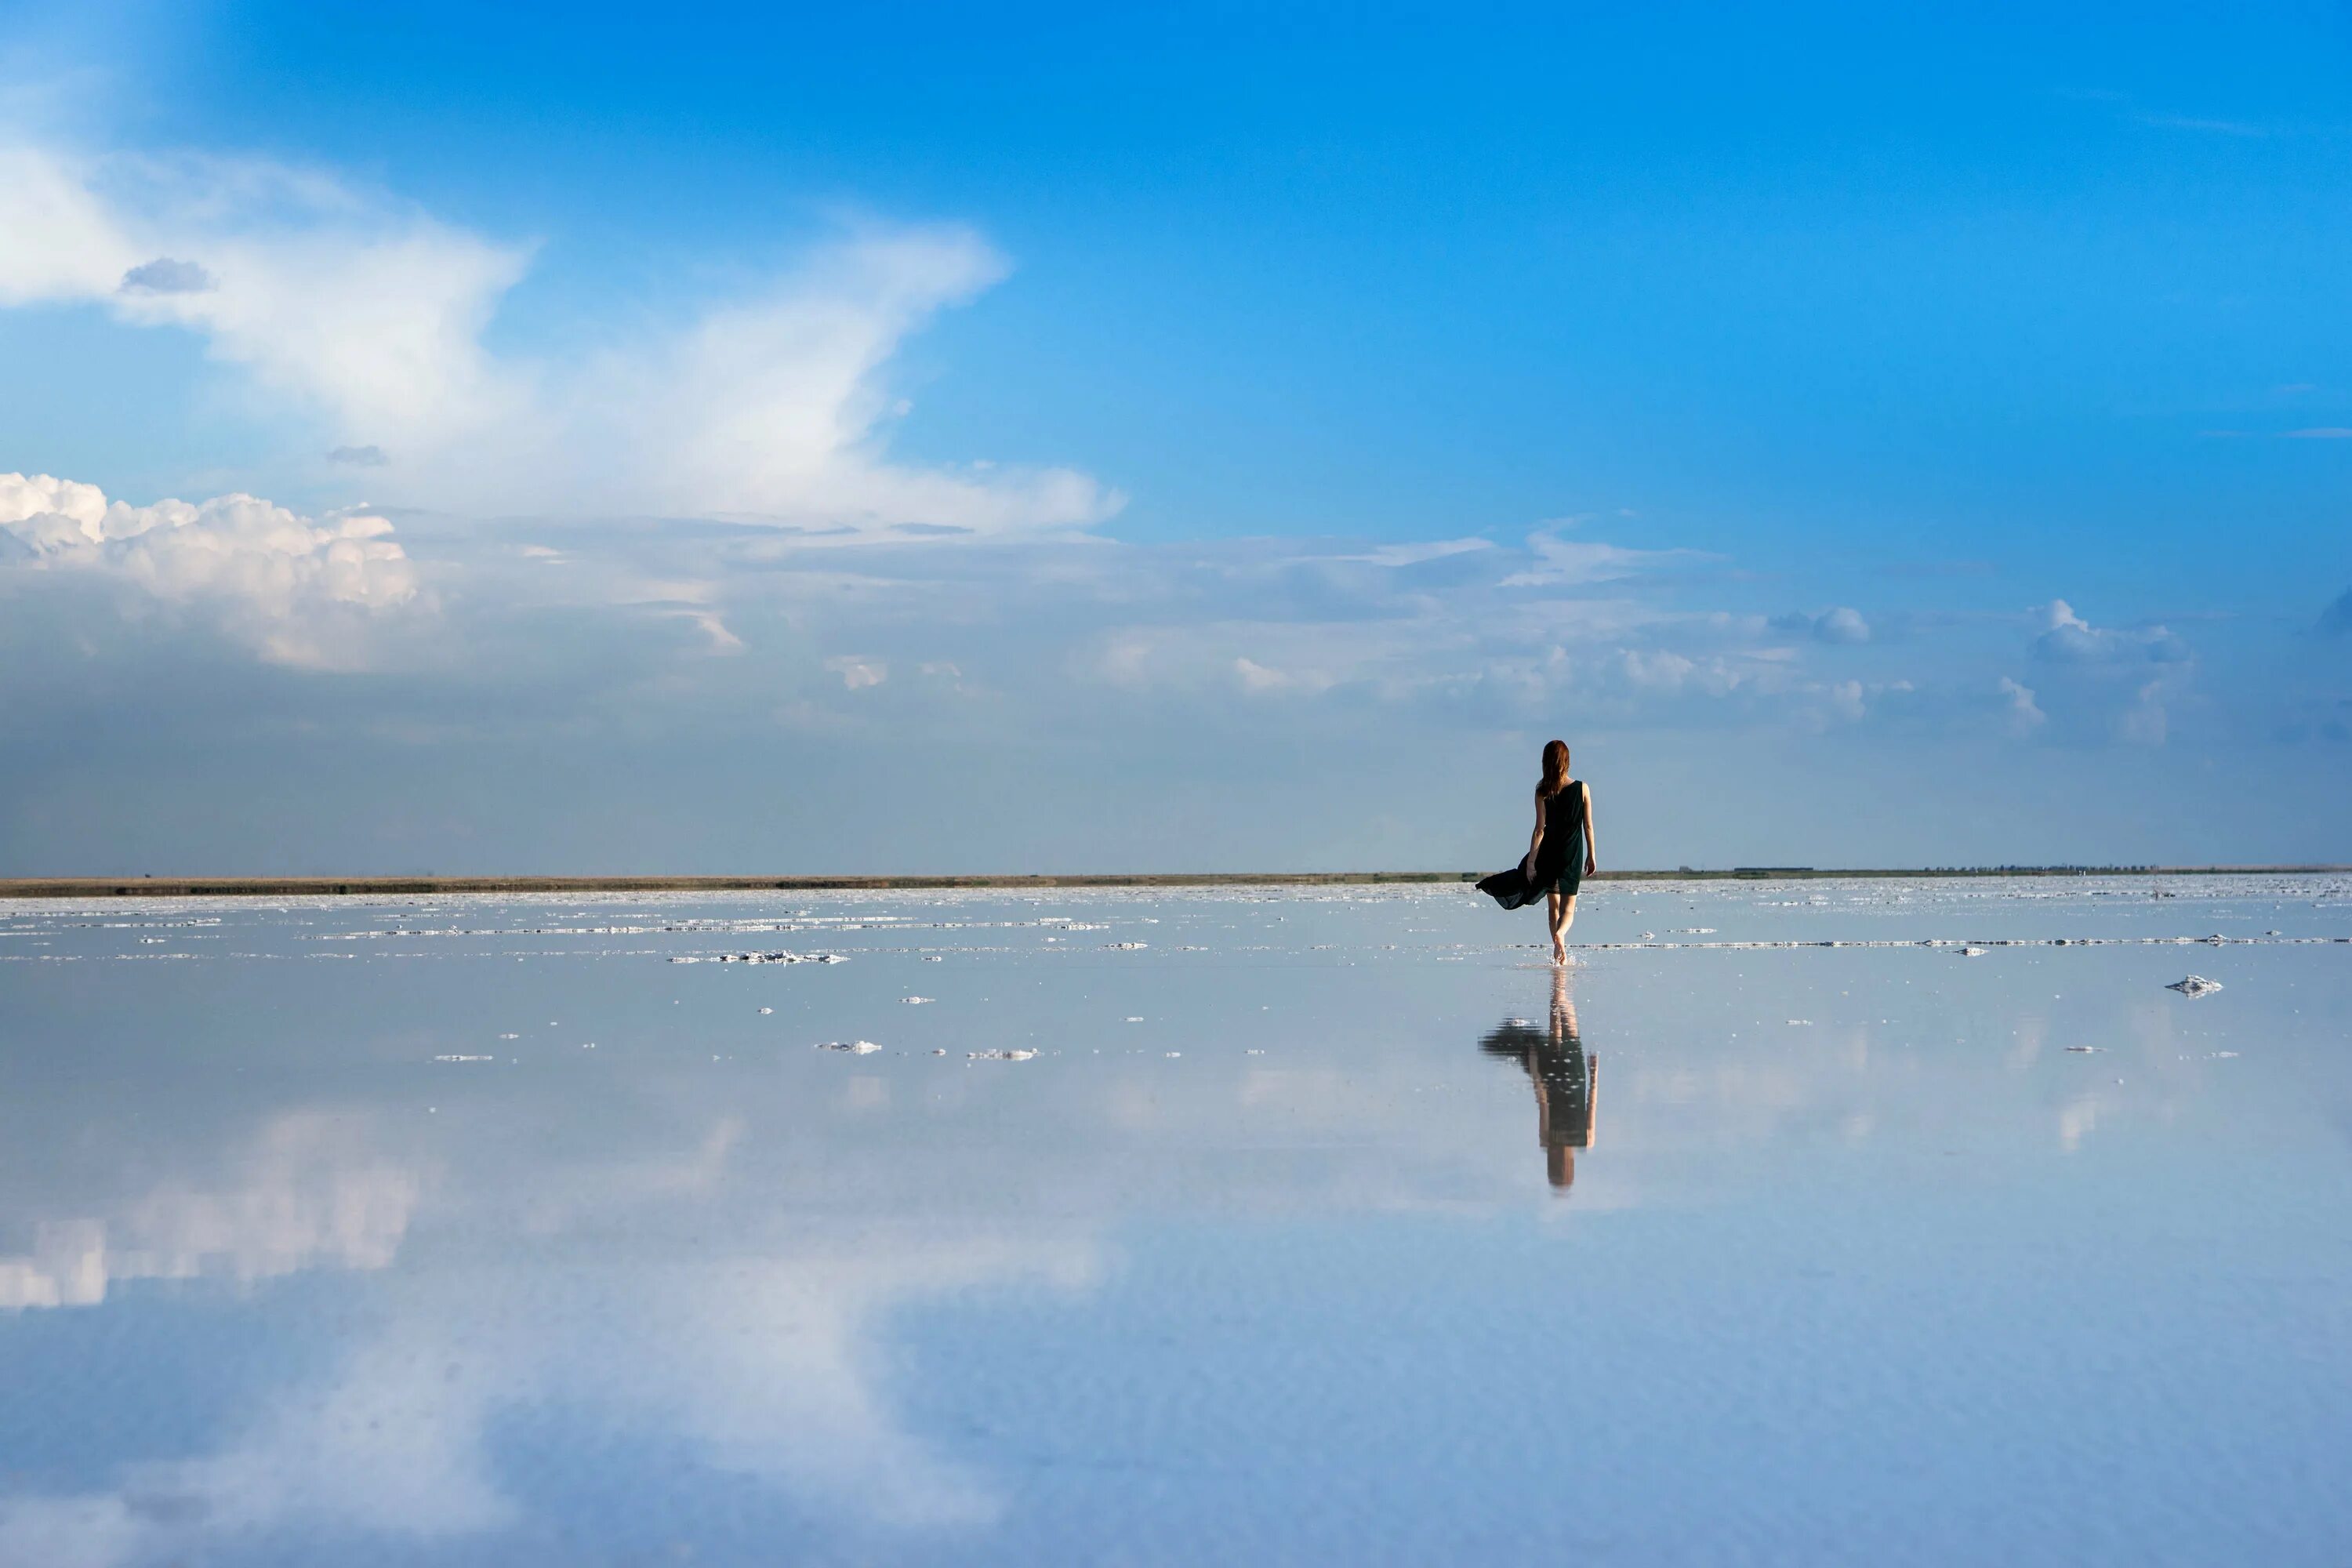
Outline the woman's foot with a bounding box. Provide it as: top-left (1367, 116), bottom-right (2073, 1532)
top-left (1551, 940), bottom-right (1567, 964)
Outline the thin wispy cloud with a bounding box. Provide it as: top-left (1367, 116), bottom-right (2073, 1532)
top-left (1334, 539), bottom-right (1494, 568)
top-left (1498, 530), bottom-right (1711, 589)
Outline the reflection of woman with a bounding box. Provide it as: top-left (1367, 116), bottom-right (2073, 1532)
top-left (1477, 739), bottom-right (1599, 964)
top-left (1477, 967), bottom-right (1598, 1192)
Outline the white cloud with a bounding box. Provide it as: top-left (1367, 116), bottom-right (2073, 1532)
top-left (0, 138), bottom-right (1118, 538)
top-left (1083, 607), bottom-right (1489, 704)
top-left (560, 228), bottom-right (1113, 532)
top-left (0, 471), bottom-right (422, 666)
top-left (1500, 528), bottom-right (1707, 588)
top-left (679, 610), bottom-right (745, 654)
top-left (1817, 607), bottom-right (1871, 644)
top-left (1998, 676), bottom-right (2045, 736)
top-left (1232, 655), bottom-right (1336, 695)
top-left (2118, 678), bottom-right (2170, 746)
top-left (0, 143), bottom-right (532, 452)
top-left (1619, 648), bottom-right (1697, 691)
top-left (2031, 599), bottom-right (2188, 666)
top-left (823, 655), bottom-right (889, 690)
top-left (2014, 605), bottom-right (2199, 745)
top-left (1613, 647), bottom-right (1798, 702)
top-left (1334, 539), bottom-right (1494, 568)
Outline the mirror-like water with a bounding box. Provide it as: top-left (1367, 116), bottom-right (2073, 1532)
top-left (3, 876), bottom-right (2347, 1566)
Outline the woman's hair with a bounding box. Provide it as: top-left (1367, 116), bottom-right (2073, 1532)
top-left (1539, 739), bottom-right (1572, 798)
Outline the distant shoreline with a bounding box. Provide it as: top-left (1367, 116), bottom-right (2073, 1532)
top-left (2, 866), bottom-right (2345, 899)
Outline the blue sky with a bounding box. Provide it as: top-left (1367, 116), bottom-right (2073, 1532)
top-left (2, 0), bottom-right (2348, 872)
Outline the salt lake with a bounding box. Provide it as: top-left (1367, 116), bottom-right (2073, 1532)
top-left (2, 874), bottom-right (2347, 1565)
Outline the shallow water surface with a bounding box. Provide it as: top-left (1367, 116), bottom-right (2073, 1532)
top-left (2, 875), bottom-right (2348, 1565)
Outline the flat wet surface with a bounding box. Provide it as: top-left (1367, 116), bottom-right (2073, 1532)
top-left (2, 876), bottom-right (2347, 1565)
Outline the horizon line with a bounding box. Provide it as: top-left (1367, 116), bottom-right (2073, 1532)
top-left (3, 866), bottom-right (2347, 900)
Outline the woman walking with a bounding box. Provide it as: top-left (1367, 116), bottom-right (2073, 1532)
top-left (1478, 739), bottom-right (1599, 964)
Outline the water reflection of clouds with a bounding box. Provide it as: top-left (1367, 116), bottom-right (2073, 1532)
top-left (0, 1098), bottom-right (1102, 1564)
top-left (0, 1011), bottom-right (1562, 1560)
top-left (0, 1112), bottom-right (420, 1309)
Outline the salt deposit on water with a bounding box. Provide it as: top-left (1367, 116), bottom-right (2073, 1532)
top-left (670, 949), bottom-right (846, 965)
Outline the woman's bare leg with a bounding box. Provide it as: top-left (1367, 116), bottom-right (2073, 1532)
top-left (1555, 893), bottom-right (1581, 963)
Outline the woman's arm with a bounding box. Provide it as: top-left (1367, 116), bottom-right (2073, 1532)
top-left (1525, 789), bottom-right (1547, 872)
top-left (1582, 782), bottom-right (1599, 876)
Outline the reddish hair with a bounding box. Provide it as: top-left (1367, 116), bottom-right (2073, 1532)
top-left (1539, 739), bottom-right (1572, 798)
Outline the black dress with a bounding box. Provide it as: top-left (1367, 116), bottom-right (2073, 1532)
top-left (1477, 783), bottom-right (1586, 910)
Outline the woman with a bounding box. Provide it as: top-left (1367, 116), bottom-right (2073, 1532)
top-left (1479, 739), bottom-right (1598, 964)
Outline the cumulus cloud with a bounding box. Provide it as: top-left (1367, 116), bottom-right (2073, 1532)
top-left (0, 138), bottom-right (1116, 538)
top-left (0, 471), bottom-right (422, 666)
top-left (2009, 604), bottom-right (2200, 745)
top-left (2031, 599), bottom-right (2188, 665)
